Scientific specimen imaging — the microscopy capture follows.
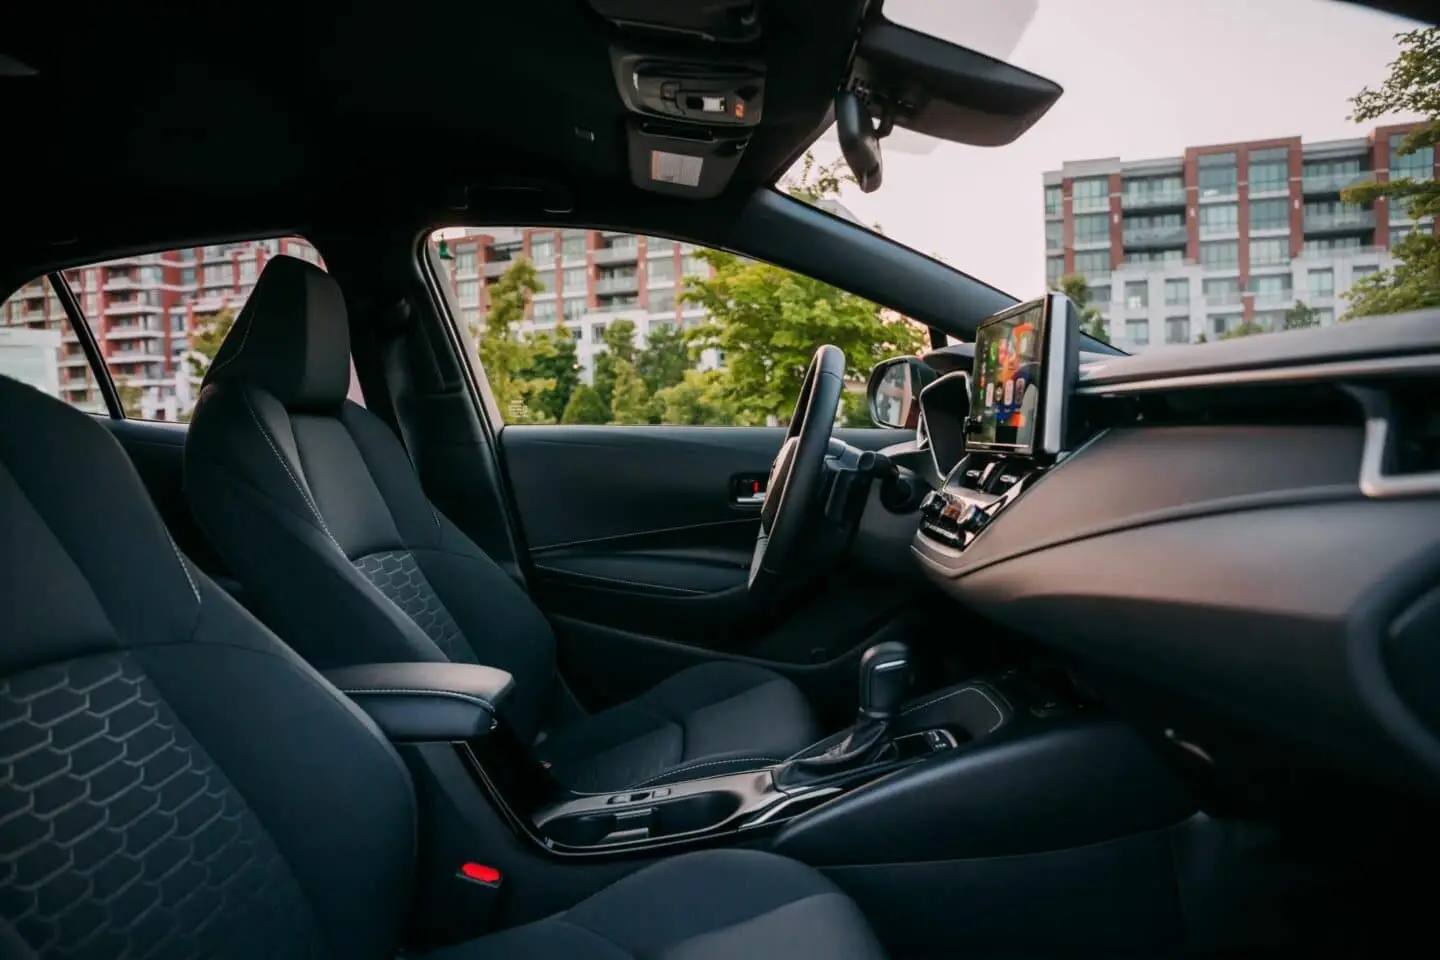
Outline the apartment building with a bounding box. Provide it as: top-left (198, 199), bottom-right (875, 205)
top-left (435, 227), bottom-right (719, 379)
top-left (1043, 123), bottom-right (1436, 349)
top-left (0, 237), bottom-right (321, 416)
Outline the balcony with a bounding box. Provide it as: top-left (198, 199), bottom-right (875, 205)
top-left (1122, 224), bottom-right (1187, 248)
top-left (1204, 293), bottom-right (1243, 307)
top-left (104, 275), bottom-right (137, 291)
top-left (1251, 291), bottom-right (1294, 308)
top-left (1117, 257), bottom-right (1197, 273)
top-left (595, 274), bottom-right (639, 295)
top-left (483, 259), bottom-right (513, 278)
top-left (1302, 170), bottom-right (1369, 195)
top-left (1303, 210), bottom-right (1376, 234)
top-left (105, 301), bottom-right (164, 317)
top-left (593, 244), bottom-right (638, 265)
top-left (1121, 189), bottom-right (1186, 211)
top-left (106, 325), bottom-right (164, 340)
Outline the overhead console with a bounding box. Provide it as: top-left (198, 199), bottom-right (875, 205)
top-left (916, 292), bottom-right (1081, 552)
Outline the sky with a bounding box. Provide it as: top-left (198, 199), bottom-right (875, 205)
top-left (801, 0), bottom-right (1426, 297)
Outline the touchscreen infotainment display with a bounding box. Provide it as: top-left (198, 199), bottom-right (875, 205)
top-left (969, 300), bottom-right (1046, 455)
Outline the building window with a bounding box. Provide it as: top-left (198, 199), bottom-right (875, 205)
top-left (1248, 151), bottom-right (1289, 193)
top-left (1073, 214), bottom-right (1109, 245)
top-left (1088, 284), bottom-right (1111, 307)
top-left (456, 280), bottom-right (479, 306)
top-left (1249, 274), bottom-right (1293, 305)
top-left (1254, 310), bottom-right (1287, 332)
top-left (1315, 308), bottom-right (1335, 325)
top-left (1249, 238), bottom-right (1289, 266)
top-left (590, 323), bottom-right (607, 344)
top-left (1303, 236), bottom-right (1363, 254)
top-left (563, 298), bottom-right (587, 322)
top-left (1200, 241), bottom-right (1239, 269)
top-left (1353, 264), bottom-right (1380, 281)
top-left (1203, 277), bottom-right (1241, 305)
top-left (1164, 278), bottom-right (1189, 306)
top-left (180, 268), bottom-right (196, 285)
top-left (1073, 250), bottom-right (1111, 277)
top-left (455, 249), bottom-right (477, 273)
top-left (562, 236), bottom-right (587, 260)
top-left (1211, 314), bottom-right (1241, 336)
top-left (530, 234), bottom-right (556, 262)
top-left (1045, 221), bottom-right (1064, 249)
top-left (1122, 175), bottom-right (1184, 206)
top-left (564, 268), bottom-right (587, 293)
top-left (532, 300), bottom-right (557, 323)
top-left (1308, 269), bottom-right (1335, 298)
top-left (649, 258), bottom-right (675, 283)
top-left (1125, 249), bottom-right (1183, 266)
top-left (1164, 316), bottom-right (1191, 344)
top-left (1125, 318), bottom-right (1150, 345)
top-left (1249, 198), bottom-right (1289, 231)
top-left (536, 270), bottom-right (555, 293)
top-left (1044, 185), bottom-right (1062, 217)
top-left (649, 289), bottom-right (675, 313)
top-left (1199, 203), bottom-right (1238, 237)
top-left (1046, 256), bottom-right (1065, 283)
top-left (1391, 226), bottom-right (1421, 248)
top-left (1198, 153), bottom-right (1238, 197)
top-left (1124, 281), bottom-right (1148, 308)
top-left (1072, 177), bottom-right (1109, 213)
top-left (1390, 135), bottom-right (1434, 182)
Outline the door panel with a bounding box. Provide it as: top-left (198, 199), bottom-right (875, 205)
top-left (500, 424), bottom-right (921, 718)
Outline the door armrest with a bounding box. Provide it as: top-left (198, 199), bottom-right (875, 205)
top-left (324, 662), bottom-right (515, 743)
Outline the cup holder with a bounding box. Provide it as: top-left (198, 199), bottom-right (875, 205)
top-left (544, 790), bottom-right (743, 848)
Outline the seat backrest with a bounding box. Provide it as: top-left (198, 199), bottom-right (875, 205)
top-left (0, 372), bottom-right (415, 958)
top-left (183, 256), bottom-right (555, 741)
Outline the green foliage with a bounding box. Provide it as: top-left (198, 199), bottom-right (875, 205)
top-left (1284, 300), bottom-right (1321, 330)
top-left (1050, 274), bottom-right (1108, 341)
top-left (635, 323), bottom-right (690, 395)
top-left (681, 249), bottom-right (924, 425)
top-left (607, 359), bottom-right (652, 424)
top-left (840, 390), bottom-right (872, 428)
top-left (1342, 27), bottom-right (1440, 319)
top-left (116, 381), bottom-right (144, 418)
top-left (560, 384), bottom-right (610, 424)
top-left (187, 307), bottom-right (235, 379)
top-left (654, 369), bottom-right (740, 425)
top-left (591, 319), bottom-right (638, 409)
top-left (1220, 319), bottom-right (1266, 340)
top-left (523, 326), bottom-right (581, 422)
top-left (477, 258), bottom-right (555, 423)
top-left (782, 152), bottom-right (857, 204)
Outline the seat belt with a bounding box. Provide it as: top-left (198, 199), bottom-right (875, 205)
top-left (376, 299), bottom-right (424, 475)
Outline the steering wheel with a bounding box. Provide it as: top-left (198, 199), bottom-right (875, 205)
top-left (749, 344), bottom-right (847, 599)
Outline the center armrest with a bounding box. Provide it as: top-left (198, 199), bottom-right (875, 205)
top-left (324, 662), bottom-right (515, 743)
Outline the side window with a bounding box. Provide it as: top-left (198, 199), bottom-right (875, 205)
top-left (1, 236), bottom-right (364, 422)
top-left (430, 227), bottom-right (925, 427)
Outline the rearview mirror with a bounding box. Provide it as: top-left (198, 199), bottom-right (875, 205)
top-left (835, 90), bottom-right (883, 193)
top-left (867, 356), bottom-right (935, 429)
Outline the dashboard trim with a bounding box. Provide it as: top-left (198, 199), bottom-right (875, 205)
top-left (1345, 385), bottom-right (1440, 500)
top-left (1077, 351), bottom-right (1440, 397)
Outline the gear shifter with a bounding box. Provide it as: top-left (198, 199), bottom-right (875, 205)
top-left (784, 641), bottom-right (911, 779)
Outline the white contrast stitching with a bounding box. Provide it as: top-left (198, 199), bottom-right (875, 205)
top-left (340, 687), bottom-right (494, 710)
top-left (242, 391), bottom-right (341, 548)
top-left (629, 756), bottom-right (779, 788)
top-left (166, 533), bottom-right (201, 603)
top-left (900, 684), bottom-right (1007, 733)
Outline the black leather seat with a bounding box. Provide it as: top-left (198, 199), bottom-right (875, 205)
top-left (0, 371), bottom-right (886, 958)
top-left (182, 256), bottom-right (820, 792)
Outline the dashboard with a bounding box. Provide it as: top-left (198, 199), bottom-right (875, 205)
top-left (901, 304), bottom-right (1440, 808)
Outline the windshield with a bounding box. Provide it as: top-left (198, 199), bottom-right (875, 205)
top-left (787, 0), bottom-right (1436, 349)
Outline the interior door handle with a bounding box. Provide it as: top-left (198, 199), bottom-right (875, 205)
top-left (730, 474), bottom-right (767, 506)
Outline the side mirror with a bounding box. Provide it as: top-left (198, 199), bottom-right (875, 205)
top-left (835, 89), bottom-right (884, 193)
top-left (866, 356), bottom-right (935, 429)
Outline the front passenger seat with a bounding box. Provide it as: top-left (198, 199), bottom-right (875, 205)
top-left (183, 256), bottom-right (821, 792)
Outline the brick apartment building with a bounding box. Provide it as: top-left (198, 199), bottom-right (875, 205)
top-left (0, 237), bottom-right (321, 416)
top-left (1043, 123), bottom-right (1436, 349)
top-left (433, 227), bottom-right (718, 380)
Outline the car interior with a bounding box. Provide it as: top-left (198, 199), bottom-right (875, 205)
top-left (3, 0), bottom-right (1440, 957)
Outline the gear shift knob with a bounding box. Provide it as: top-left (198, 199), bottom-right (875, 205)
top-left (858, 641), bottom-right (910, 721)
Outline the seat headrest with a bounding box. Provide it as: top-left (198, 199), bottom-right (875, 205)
top-left (202, 255), bottom-right (351, 408)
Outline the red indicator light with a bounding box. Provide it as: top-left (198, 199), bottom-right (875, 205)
top-left (459, 862), bottom-right (502, 885)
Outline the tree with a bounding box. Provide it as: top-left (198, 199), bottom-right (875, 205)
top-left (782, 152), bottom-right (857, 204)
top-left (681, 251), bottom-right (924, 424)
top-left (478, 258), bottom-right (553, 422)
top-left (188, 307), bottom-right (235, 378)
top-left (591, 319), bottom-right (638, 409)
top-left (608, 359), bottom-right (652, 424)
top-left (1051, 274), bottom-right (1107, 340)
top-left (560, 384), bottom-right (610, 424)
top-left (523, 326), bottom-right (581, 422)
top-left (1342, 27), bottom-right (1440, 319)
top-left (1284, 300), bottom-right (1321, 330)
top-left (116, 381), bottom-right (145, 418)
top-left (1220, 319), bottom-right (1266, 340)
top-left (635, 323), bottom-right (690, 395)
top-left (654, 369), bottom-right (737, 425)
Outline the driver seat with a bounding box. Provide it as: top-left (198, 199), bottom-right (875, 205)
top-left (183, 256), bottom-right (821, 792)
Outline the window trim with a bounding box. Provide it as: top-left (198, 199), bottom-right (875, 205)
top-left (48, 271), bottom-right (124, 419)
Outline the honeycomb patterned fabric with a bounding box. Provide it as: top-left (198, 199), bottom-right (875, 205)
top-left (352, 550), bottom-right (471, 662)
top-left (0, 654), bottom-right (327, 959)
